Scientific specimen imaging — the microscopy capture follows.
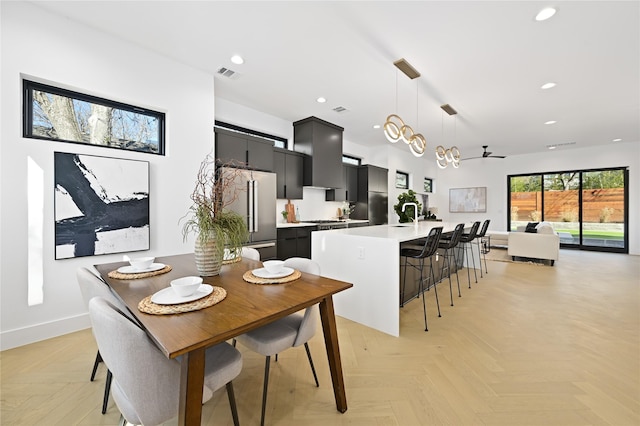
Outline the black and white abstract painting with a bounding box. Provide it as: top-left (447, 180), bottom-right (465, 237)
top-left (54, 152), bottom-right (149, 259)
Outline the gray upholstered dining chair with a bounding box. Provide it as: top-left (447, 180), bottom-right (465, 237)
top-left (88, 296), bottom-right (243, 426)
top-left (241, 246), bottom-right (261, 261)
top-left (234, 257), bottom-right (320, 426)
top-left (77, 267), bottom-right (136, 415)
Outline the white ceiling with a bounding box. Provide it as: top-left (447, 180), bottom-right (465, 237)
top-left (31, 1), bottom-right (639, 159)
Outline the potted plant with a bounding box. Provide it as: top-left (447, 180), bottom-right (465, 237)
top-left (393, 189), bottom-right (422, 223)
top-left (181, 155), bottom-right (249, 276)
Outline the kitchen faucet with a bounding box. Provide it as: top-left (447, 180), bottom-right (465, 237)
top-left (402, 202), bottom-right (419, 225)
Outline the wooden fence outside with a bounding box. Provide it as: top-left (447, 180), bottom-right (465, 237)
top-left (511, 188), bottom-right (624, 223)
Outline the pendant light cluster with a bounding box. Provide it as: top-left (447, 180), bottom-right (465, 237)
top-left (435, 104), bottom-right (461, 169)
top-left (383, 59), bottom-right (427, 157)
top-left (435, 145), bottom-right (460, 168)
top-left (383, 114), bottom-right (426, 157)
top-left (383, 59), bottom-right (462, 166)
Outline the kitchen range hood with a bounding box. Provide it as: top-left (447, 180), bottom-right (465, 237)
top-left (293, 116), bottom-right (344, 189)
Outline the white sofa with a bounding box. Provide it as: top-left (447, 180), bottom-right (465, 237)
top-left (507, 222), bottom-right (559, 265)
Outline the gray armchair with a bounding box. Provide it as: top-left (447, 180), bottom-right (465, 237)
top-left (88, 297), bottom-right (242, 425)
top-left (241, 246), bottom-right (261, 261)
top-left (76, 267), bottom-right (135, 414)
top-left (234, 257), bottom-right (321, 426)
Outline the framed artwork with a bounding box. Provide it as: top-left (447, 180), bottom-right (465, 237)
top-left (449, 187), bottom-right (487, 213)
top-left (54, 152), bottom-right (150, 259)
top-left (24, 79), bottom-right (165, 155)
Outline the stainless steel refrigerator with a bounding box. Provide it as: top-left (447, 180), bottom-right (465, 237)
top-left (221, 167), bottom-right (277, 260)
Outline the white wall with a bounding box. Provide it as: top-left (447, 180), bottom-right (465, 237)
top-left (215, 98), bottom-right (293, 146)
top-left (0, 2), bottom-right (215, 349)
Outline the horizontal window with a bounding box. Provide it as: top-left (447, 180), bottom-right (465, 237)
top-left (23, 79), bottom-right (165, 155)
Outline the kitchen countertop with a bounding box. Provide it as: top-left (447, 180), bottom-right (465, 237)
top-left (277, 219), bottom-right (369, 229)
top-left (314, 222), bottom-right (459, 242)
top-left (311, 221), bottom-right (467, 337)
top-left (277, 222), bottom-right (318, 228)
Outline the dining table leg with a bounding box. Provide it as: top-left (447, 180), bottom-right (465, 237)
top-left (178, 347), bottom-right (206, 426)
top-left (318, 296), bottom-right (348, 413)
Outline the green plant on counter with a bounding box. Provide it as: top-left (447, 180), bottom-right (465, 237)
top-left (393, 189), bottom-right (422, 223)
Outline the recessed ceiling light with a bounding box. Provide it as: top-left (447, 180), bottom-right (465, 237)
top-left (316, 97), bottom-right (326, 103)
top-left (230, 55), bottom-right (244, 65)
top-left (373, 124), bottom-right (381, 129)
top-left (612, 138), bottom-right (622, 142)
top-left (545, 120), bottom-right (557, 125)
top-left (535, 7), bottom-right (556, 21)
top-left (541, 82), bottom-right (556, 90)
top-left (548, 146), bottom-right (557, 150)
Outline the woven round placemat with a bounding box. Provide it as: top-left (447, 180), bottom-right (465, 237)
top-left (108, 265), bottom-right (172, 280)
top-left (242, 269), bottom-right (301, 285)
top-left (222, 256), bottom-right (242, 265)
top-left (138, 286), bottom-right (227, 315)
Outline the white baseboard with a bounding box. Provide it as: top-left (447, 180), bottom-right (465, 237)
top-left (0, 313), bottom-right (91, 351)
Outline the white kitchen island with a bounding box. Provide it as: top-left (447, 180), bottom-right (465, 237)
top-left (311, 222), bottom-right (462, 336)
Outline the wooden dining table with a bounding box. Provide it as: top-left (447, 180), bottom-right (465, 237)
top-left (94, 253), bottom-right (353, 426)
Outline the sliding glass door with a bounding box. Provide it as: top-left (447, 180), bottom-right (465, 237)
top-left (581, 169), bottom-right (626, 249)
top-left (508, 167), bottom-right (628, 253)
top-left (543, 173), bottom-right (580, 247)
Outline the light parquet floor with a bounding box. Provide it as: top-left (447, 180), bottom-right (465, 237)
top-left (1, 249), bottom-right (639, 425)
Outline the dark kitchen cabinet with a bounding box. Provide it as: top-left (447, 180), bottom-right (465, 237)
top-left (293, 117), bottom-right (343, 189)
top-left (215, 128), bottom-right (274, 172)
top-left (359, 164), bottom-right (388, 193)
top-left (347, 221), bottom-right (369, 228)
top-left (274, 149), bottom-right (304, 200)
top-left (277, 226), bottom-right (315, 259)
top-left (326, 164), bottom-right (358, 202)
top-left (353, 165), bottom-right (389, 225)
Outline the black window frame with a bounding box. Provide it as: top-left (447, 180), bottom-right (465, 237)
top-left (424, 177), bottom-right (433, 193)
top-left (395, 170), bottom-right (409, 189)
top-left (507, 166), bottom-right (629, 254)
top-left (23, 79), bottom-right (166, 155)
top-left (342, 154), bottom-right (361, 166)
top-left (214, 120), bottom-right (287, 149)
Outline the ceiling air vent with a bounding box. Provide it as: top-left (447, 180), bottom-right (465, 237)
top-left (216, 67), bottom-right (239, 79)
top-left (546, 141), bottom-right (576, 149)
top-left (333, 106), bottom-right (348, 113)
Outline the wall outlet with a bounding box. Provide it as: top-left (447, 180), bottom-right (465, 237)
top-left (357, 246), bottom-right (365, 259)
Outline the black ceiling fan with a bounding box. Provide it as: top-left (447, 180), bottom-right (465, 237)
top-left (464, 145), bottom-right (506, 160)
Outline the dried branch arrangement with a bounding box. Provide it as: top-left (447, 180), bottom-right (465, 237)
top-left (181, 154), bottom-right (249, 255)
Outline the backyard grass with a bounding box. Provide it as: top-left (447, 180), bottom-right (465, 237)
top-left (555, 229), bottom-right (624, 239)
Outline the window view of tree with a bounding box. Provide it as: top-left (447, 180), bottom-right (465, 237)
top-left (395, 171), bottom-right (408, 189)
top-left (424, 178), bottom-right (432, 193)
top-left (24, 80), bottom-right (165, 155)
top-left (509, 175), bottom-right (541, 228)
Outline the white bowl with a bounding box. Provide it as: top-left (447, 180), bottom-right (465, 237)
top-left (129, 256), bottom-right (155, 270)
top-left (170, 276), bottom-right (203, 297)
top-left (262, 260), bottom-right (285, 274)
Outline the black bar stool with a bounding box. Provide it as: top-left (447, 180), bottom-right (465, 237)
top-left (400, 226), bottom-right (443, 331)
top-left (437, 223), bottom-right (465, 305)
top-left (459, 221), bottom-right (481, 288)
top-left (475, 219), bottom-right (491, 276)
